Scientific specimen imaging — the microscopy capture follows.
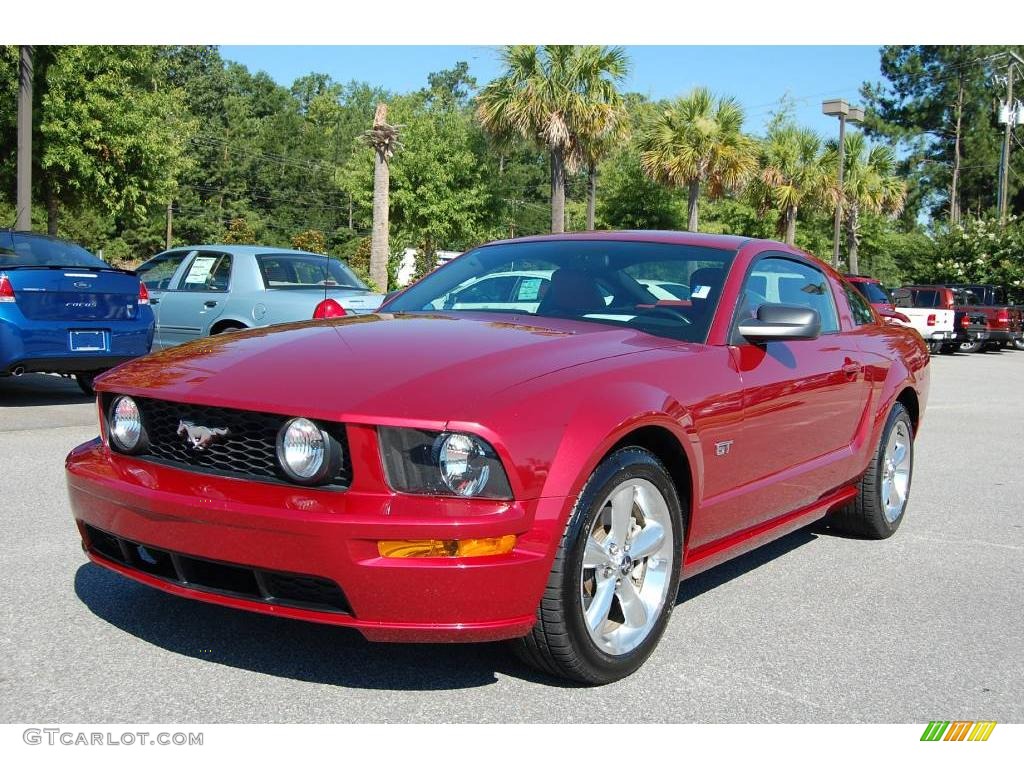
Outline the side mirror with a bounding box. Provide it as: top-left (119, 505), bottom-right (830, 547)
top-left (738, 303), bottom-right (821, 342)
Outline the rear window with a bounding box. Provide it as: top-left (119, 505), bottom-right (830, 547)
top-left (851, 280), bottom-right (890, 304)
top-left (0, 231), bottom-right (111, 269)
top-left (256, 254), bottom-right (367, 290)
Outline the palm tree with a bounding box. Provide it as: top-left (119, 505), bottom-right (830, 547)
top-left (578, 106), bottom-right (630, 230)
top-left (638, 88), bottom-right (757, 232)
top-left (825, 132), bottom-right (907, 274)
top-left (748, 125), bottom-right (830, 245)
top-left (477, 45), bottom-right (629, 233)
top-left (362, 103), bottom-right (402, 292)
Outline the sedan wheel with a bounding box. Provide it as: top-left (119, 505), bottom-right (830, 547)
top-left (511, 447), bottom-right (683, 684)
top-left (959, 340), bottom-right (984, 353)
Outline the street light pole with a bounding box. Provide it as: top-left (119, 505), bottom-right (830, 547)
top-left (823, 99), bottom-right (864, 271)
top-left (998, 52), bottom-right (1023, 226)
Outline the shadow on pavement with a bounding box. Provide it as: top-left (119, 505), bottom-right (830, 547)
top-left (76, 526), bottom-right (824, 691)
top-left (0, 373), bottom-right (92, 407)
top-left (73, 563), bottom-right (563, 691)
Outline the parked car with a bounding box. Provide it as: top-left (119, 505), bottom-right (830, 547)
top-left (904, 283), bottom-right (1023, 352)
top-left (885, 286), bottom-right (956, 354)
top-left (0, 229), bottom-right (154, 394)
top-left (893, 286), bottom-right (989, 354)
top-left (846, 274), bottom-right (895, 312)
top-left (67, 232), bottom-right (929, 684)
top-left (135, 245), bottom-right (384, 350)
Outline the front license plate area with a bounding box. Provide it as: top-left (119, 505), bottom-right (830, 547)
top-left (69, 330), bottom-right (107, 352)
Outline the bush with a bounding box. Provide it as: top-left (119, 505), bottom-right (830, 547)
top-left (291, 229), bottom-right (327, 254)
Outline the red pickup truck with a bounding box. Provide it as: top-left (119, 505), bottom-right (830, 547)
top-left (903, 284), bottom-right (1023, 352)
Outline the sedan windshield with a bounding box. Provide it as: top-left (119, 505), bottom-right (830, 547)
top-left (0, 231), bottom-right (112, 269)
top-left (386, 240), bottom-right (737, 342)
top-left (256, 253), bottom-right (368, 290)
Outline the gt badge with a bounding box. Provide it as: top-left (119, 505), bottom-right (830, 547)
top-left (715, 440), bottom-right (733, 457)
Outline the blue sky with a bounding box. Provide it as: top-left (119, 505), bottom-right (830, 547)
top-left (219, 45), bottom-right (883, 136)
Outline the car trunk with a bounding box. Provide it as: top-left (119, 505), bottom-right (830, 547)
top-left (6, 267), bottom-right (140, 322)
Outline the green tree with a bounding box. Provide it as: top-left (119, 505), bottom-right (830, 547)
top-left (638, 87), bottom-right (757, 232)
top-left (477, 45), bottom-right (629, 233)
top-left (824, 132), bottom-right (907, 274)
top-left (748, 125), bottom-right (830, 245)
top-left (0, 45), bottom-right (194, 235)
top-left (861, 46), bottom-right (1022, 223)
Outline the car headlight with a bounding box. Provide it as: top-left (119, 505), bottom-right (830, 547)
top-left (378, 427), bottom-right (513, 499)
top-left (275, 417), bottom-right (343, 485)
top-left (108, 395), bottom-right (147, 454)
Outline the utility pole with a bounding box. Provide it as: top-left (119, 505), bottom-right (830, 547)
top-left (823, 99), bottom-right (864, 270)
top-left (998, 52), bottom-right (1023, 225)
top-left (16, 46), bottom-right (33, 231)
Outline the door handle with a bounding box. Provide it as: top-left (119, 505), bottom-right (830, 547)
top-left (841, 361), bottom-right (862, 377)
top-left (204, 300), bottom-right (219, 308)
top-left (149, 298), bottom-right (160, 305)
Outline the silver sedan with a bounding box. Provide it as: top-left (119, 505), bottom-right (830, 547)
top-left (135, 245), bottom-right (383, 350)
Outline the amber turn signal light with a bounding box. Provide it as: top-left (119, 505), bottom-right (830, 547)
top-left (377, 535), bottom-right (516, 558)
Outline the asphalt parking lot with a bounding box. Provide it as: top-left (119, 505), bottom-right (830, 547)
top-left (1, 353), bottom-right (1022, 724)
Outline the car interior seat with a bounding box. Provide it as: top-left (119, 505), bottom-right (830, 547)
top-left (538, 269), bottom-right (607, 316)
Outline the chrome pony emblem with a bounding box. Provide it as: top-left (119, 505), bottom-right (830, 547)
top-left (177, 420), bottom-right (229, 451)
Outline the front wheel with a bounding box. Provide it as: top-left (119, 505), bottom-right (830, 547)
top-left (829, 402), bottom-right (914, 539)
top-left (511, 447), bottom-right (684, 684)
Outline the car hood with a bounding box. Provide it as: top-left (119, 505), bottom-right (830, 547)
top-left (98, 313), bottom-right (684, 424)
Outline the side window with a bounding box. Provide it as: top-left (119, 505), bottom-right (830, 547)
top-left (740, 255), bottom-right (840, 335)
top-left (136, 251), bottom-right (191, 291)
top-left (177, 252), bottom-right (233, 293)
top-left (843, 282), bottom-right (875, 326)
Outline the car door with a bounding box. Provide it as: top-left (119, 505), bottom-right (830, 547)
top-left (134, 250), bottom-right (195, 351)
top-left (726, 254), bottom-right (871, 526)
top-left (155, 250), bottom-right (232, 347)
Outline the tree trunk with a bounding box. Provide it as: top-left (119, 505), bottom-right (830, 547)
top-left (370, 148), bottom-right (390, 292)
top-left (46, 182), bottom-right (59, 236)
top-left (686, 179), bottom-right (700, 232)
top-left (950, 73), bottom-right (964, 224)
top-left (550, 147), bottom-right (566, 233)
top-left (165, 201), bottom-right (173, 249)
top-left (785, 204), bottom-right (798, 245)
top-left (586, 162), bottom-right (597, 230)
top-left (845, 205), bottom-right (860, 275)
top-left (348, 192), bottom-right (353, 231)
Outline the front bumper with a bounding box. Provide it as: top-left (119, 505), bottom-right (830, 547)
top-left (66, 439), bottom-right (561, 642)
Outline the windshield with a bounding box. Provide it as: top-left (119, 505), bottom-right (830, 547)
top-left (0, 231), bottom-right (112, 269)
top-left (256, 253), bottom-right (368, 290)
top-left (852, 280), bottom-right (890, 304)
top-left (386, 239), bottom-right (738, 343)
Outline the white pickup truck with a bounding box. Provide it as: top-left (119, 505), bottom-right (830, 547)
top-left (886, 289), bottom-right (956, 353)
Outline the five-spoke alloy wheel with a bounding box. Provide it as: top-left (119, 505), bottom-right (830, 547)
top-left (512, 447), bottom-right (684, 684)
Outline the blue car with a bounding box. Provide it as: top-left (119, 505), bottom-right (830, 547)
top-left (0, 229), bottom-right (154, 394)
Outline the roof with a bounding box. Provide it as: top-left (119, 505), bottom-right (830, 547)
top-left (481, 230), bottom-right (753, 251)
top-left (164, 244), bottom-right (324, 257)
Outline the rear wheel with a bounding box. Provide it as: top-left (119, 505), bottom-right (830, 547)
top-left (511, 447), bottom-right (684, 684)
top-left (829, 402), bottom-right (913, 539)
top-left (959, 339), bottom-right (985, 353)
top-left (1013, 338), bottom-right (1024, 351)
top-left (927, 341), bottom-right (943, 355)
top-left (75, 372), bottom-right (98, 396)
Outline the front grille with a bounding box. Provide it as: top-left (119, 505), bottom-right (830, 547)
top-left (83, 524), bottom-right (351, 614)
top-left (104, 395), bottom-right (351, 488)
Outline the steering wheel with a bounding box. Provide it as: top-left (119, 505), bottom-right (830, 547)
top-left (637, 305), bottom-right (694, 325)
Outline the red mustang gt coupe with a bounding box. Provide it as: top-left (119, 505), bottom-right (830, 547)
top-left (66, 232), bottom-right (929, 684)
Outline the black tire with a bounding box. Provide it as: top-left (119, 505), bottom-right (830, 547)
top-left (1013, 338), bottom-right (1024, 351)
top-left (75, 372), bottom-right (98, 396)
top-left (927, 341), bottom-right (943, 355)
top-left (959, 340), bottom-right (984, 353)
top-left (829, 402), bottom-right (913, 539)
top-left (510, 447), bottom-right (684, 685)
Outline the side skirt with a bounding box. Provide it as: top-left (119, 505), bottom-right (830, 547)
top-left (681, 485), bottom-right (857, 579)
